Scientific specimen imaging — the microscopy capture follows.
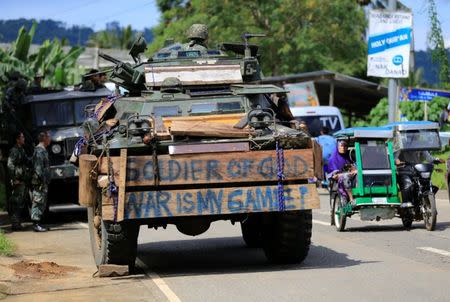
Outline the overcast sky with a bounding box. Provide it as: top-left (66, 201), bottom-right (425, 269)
top-left (0, 0), bottom-right (449, 51)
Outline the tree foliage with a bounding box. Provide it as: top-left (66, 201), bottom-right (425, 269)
top-left (0, 18), bottom-right (93, 46)
top-left (0, 22), bottom-right (84, 90)
top-left (87, 22), bottom-right (135, 49)
top-left (427, 0), bottom-right (449, 86)
top-left (149, 0), bottom-right (367, 76)
top-left (0, 19), bottom-right (154, 47)
top-left (400, 67), bottom-right (427, 88)
top-left (355, 96), bottom-right (449, 127)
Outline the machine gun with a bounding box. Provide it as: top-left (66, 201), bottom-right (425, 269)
top-left (98, 52), bottom-right (146, 95)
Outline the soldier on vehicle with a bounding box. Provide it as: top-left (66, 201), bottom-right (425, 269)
top-left (99, 72), bottom-right (108, 86)
top-left (183, 24), bottom-right (208, 51)
top-left (80, 69), bottom-right (106, 91)
top-left (160, 77), bottom-right (183, 94)
top-left (28, 72), bottom-right (44, 94)
top-left (31, 131), bottom-right (51, 232)
top-left (7, 131), bottom-right (30, 231)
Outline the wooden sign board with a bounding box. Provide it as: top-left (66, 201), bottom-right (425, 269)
top-left (99, 149), bottom-right (314, 187)
top-left (124, 184), bottom-right (319, 219)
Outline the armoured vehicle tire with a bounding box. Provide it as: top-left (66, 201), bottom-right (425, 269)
top-left (332, 195), bottom-right (346, 232)
top-left (240, 215), bottom-right (263, 248)
top-left (261, 210), bottom-right (312, 264)
top-left (423, 193), bottom-right (437, 231)
top-left (87, 207), bottom-right (139, 271)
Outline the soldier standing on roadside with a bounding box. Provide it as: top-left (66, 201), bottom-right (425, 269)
top-left (31, 132), bottom-right (51, 232)
top-left (7, 131), bottom-right (30, 231)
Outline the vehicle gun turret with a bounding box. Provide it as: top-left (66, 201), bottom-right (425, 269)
top-left (98, 51), bottom-right (145, 95)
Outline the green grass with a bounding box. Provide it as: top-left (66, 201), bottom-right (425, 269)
top-left (0, 230), bottom-right (14, 256)
top-left (432, 147), bottom-right (450, 190)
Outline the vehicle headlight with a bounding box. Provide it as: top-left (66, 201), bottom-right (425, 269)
top-left (420, 172), bottom-right (431, 178)
top-left (51, 144), bottom-right (62, 154)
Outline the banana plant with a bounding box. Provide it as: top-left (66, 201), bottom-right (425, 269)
top-left (0, 22), bottom-right (84, 91)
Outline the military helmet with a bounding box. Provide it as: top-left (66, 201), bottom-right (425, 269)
top-left (187, 24), bottom-right (208, 41)
top-left (15, 78), bottom-right (28, 90)
top-left (161, 77), bottom-right (182, 93)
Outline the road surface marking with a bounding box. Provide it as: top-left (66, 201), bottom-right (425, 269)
top-left (77, 222), bottom-right (89, 229)
top-left (417, 247), bottom-right (450, 257)
top-left (136, 258), bottom-right (181, 302)
top-left (313, 219), bottom-right (330, 226)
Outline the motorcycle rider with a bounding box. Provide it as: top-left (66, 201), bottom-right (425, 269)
top-left (395, 149), bottom-right (443, 207)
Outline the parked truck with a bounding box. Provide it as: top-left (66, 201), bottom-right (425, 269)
top-left (77, 31), bottom-right (322, 270)
top-left (1, 87), bottom-right (110, 214)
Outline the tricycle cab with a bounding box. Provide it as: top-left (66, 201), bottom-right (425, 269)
top-left (331, 127), bottom-right (401, 228)
top-left (385, 121), bottom-right (442, 152)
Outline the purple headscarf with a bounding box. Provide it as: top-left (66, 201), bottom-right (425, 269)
top-left (327, 142), bottom-right (352, 174)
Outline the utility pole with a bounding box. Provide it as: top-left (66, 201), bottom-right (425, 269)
top-left (387, 0), bottom-right (397, 123)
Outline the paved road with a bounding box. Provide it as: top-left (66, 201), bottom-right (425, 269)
top-left (2, 190), bottom-right (450, 301)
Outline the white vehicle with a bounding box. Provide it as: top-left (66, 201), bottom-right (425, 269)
top-left (290, 106), bottom-right (345, 137)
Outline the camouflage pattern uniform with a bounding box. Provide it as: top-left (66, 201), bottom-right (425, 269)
top-left (4, 79), bottom-right (27, 136)
top-left (7, 144), bottom-right (29, 225)
top-left (80, 79), bottom-right (96, 91)
top-left (31, 144), bottom-right (50, 222)
top-left (182, 24), bottom-right (208, 52)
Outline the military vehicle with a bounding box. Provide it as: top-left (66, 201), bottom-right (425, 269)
top-left (0, 88), bottom-right (111, 209)
top-left (77, 27), bottom-right (322, 270)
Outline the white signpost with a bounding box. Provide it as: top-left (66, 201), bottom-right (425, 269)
top-left (367, 10), bottom-right (412, 78)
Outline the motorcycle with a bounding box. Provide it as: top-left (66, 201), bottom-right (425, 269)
top-left (399, 161), bottom-right (440, 231)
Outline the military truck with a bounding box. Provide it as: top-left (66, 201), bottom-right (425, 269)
top-left (0, 88), bottom-right (111, 209)
top-left (77, 27), bottom-right (322, 270)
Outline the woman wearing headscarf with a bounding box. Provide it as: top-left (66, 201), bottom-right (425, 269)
top-left (327, 140), bottom-right (356, 201)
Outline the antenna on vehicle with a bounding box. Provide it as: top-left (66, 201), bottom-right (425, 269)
top-left (241, 33), bottom-right (266, 58)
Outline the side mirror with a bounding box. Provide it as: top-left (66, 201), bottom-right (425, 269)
top-left (349, 148), bottom-right (356, 162)
top-left (129, 35), bottom-right (147, 63)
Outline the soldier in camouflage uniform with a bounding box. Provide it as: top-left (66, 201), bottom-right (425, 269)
top-left (80, 69), bottom-right (106, 91)
top-left (7, 131), bottom-right (30, 231)
top-left (4, 78), bottom-right (28, 136)
top-left (31, 132), bottom-right (51, 232)
top-left (182, 24), bottom-right (208, 51)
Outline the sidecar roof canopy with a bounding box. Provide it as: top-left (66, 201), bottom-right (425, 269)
top-left (384, 121), bottom-right (440, 131)
top-left (334, 127), bottom-right (393, 139)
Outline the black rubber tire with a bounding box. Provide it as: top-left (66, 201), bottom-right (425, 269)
top-left (240, 216), bottom-right (263, 248)
top-left (333, 195), bottom-right (346, 232)
top-left (401, 213), bottom-right (413, 229)
top-left (261, 210), bottom-right (312, 264)
top-left (88, 207), bottom-right (139, 271)
top-left (423, 193), bottom-right (437, 231)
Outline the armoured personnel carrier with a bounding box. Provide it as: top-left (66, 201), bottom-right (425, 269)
top-left (77, 26), bottom-right (322, 270)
